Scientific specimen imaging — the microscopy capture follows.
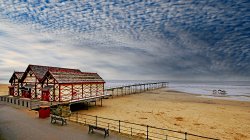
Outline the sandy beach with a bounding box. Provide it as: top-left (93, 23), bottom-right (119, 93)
top-left (1, 84), bottom-right (249, 139)
top-left (77, 88), bottom-right (250, 140)
top-left (0, 84), bottom-right (8, 96)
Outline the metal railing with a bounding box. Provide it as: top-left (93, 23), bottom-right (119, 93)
top-left (105, 82), bottom-right (168, 97)
top-left (68, 113), bottom-right (219, 140)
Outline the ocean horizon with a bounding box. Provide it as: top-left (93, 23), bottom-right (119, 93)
top-left (105, 80), bottom-right (250, 102)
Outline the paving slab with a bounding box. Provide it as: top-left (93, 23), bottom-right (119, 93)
top-left (0, 102), bottom-right (133, 140)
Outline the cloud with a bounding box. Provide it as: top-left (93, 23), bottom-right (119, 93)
top-left (0, 0), bottom-right (249, 83)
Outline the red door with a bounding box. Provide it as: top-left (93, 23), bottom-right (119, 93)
top-left (42, 91), bottom-right (50, 101)
top-left (22, 90), bottom-right (29, 98)
top-left (9, 87), bottom-right (14, 96)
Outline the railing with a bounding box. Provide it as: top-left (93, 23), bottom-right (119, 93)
top-left (0, 96), bottom-right (40, 109)
top-left (68, 113), bottom-right (219, 140)
top-left (105, 82), bottom-right (168, 97)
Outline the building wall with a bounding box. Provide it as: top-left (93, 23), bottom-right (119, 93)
top-left (36, 83), bottom-right (42, 99)
top-left (59, 83), bottom-right (104, 102)
top-left (42, 74), bottom-right (59, 102)
top-left (23, 70), bottom-right (39, 99)
top-left (10, 77), bottom-right (19, 96)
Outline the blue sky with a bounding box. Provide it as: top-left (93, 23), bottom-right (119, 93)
top-left (0, 0), bottom-right (249, 83)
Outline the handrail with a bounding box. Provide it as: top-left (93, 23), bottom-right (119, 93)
top-left (69, 112), bottom-right (219, 140)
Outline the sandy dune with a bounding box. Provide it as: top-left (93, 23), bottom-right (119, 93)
top-left (77, 89), bottom-right (250, 140)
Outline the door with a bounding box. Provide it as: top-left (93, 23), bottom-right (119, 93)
top-left (9, 87), bottom-right (14, 96)
top-left (42, 90), bottom-right (50, 101)
top-left (22, 90), bottom-right (28, 98)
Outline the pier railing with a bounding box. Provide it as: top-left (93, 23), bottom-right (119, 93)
top-left (105, 82), bottom-right (168, 97)
top-left (68, 113), bottom-right (219, 140)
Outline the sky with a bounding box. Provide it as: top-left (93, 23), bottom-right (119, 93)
top-left (0, 0), bottom-right (249, 83)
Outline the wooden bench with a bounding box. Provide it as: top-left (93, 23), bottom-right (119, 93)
top-left (88, 125), bottom-right (109, 138)
top-left (50, 115), bottom-right (67, 126)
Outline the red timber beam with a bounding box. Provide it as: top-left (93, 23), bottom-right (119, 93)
top-left (58, 82), bottom-right (105, 85)
top-left (71, 84), bottom-right (74, 100)
top-left (59, 84), bottom-right (61, 102)
top-left (53, 78), bottom-right (55, 101)
top-left (81, 84), bottom-right (84, 98)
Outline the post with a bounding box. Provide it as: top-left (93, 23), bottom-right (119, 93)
top-left (146, 125), bottom-right (149, 139)
top-left (131, 127), bottom-right (132, 136)
top-left (119, 120), bottom-right (121, 133)
top-left (166, 135), bottom-right (168, 140)
top-left (96, 116), bottom-right (98, 127)
top-left (185, 132), bottom-right (187, 140)
top-left (77, 112), bottom-right (79, 122)
top-left (29, 100), bottom-right (32, 110)
top-left (112, 89), bottom-right (114, 98)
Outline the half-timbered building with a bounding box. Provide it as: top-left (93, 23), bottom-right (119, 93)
top-left (9, 72), bottom-right (24, 96)
top-left (19, 64), bottom-right (81, 99)
top-left (41, 70), bottom-right (105, 102)
top-left (9, 64), bottom-right (105, 103)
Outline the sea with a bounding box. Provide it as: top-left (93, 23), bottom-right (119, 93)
top-left (105, 80), bottom-right (250, 102)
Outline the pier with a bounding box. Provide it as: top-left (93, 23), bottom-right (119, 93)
top-left (105, 82), bottom-right (168, 97)
top-left (0, 82), bottom-right (168, 110)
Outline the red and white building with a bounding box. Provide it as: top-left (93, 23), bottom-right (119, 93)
top-left (9, 64), bottom-right (105, 102)
top-left (9, 72), bottom-right (24, 96)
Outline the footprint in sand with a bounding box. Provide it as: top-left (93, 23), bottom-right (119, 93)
top-left (175, 117), bottom-right (184, 121)
top-left (210, 126), bottom-right (216, 129)
top-left (139, 117), bottom-right (148, 120)
top-left (193, 123), bottom-right (202, 126)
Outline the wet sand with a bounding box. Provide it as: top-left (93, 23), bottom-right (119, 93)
top-left (78, 88), bottom-right (250, 140)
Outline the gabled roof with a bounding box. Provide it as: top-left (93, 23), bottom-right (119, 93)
top-left (9, 72), bottom-right (24, 83)
top-left (21, 64), bottom-right (81, 82)
top-left (43, 71), bottom-right (105, 84)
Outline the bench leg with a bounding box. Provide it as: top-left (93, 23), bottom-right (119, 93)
top-left (61, 118), bottom-right (64, 126)
top-left (51, 117), bottom-right (56, 124)
top-left (88, 127), bottom-right (94, 134)
top-left (104, 130), bottom-right (109, 138)
top-left (88, 127), bottom-right (91, 134)
top-left (107, 130), bottom-right (109, 136)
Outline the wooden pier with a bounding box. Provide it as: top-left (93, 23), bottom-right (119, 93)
top-left (105, 82), bottom-right (168, 97)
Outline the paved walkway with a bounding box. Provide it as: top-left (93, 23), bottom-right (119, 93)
top-left (0, 102), bottom-right (131, 140)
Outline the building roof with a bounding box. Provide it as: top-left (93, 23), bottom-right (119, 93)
top-left (21, 64), bottom-right (81, 82)
top-left (44, 71), bottom-right (105, 84)
top-left (9, 72), bottom-right (24, 83)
